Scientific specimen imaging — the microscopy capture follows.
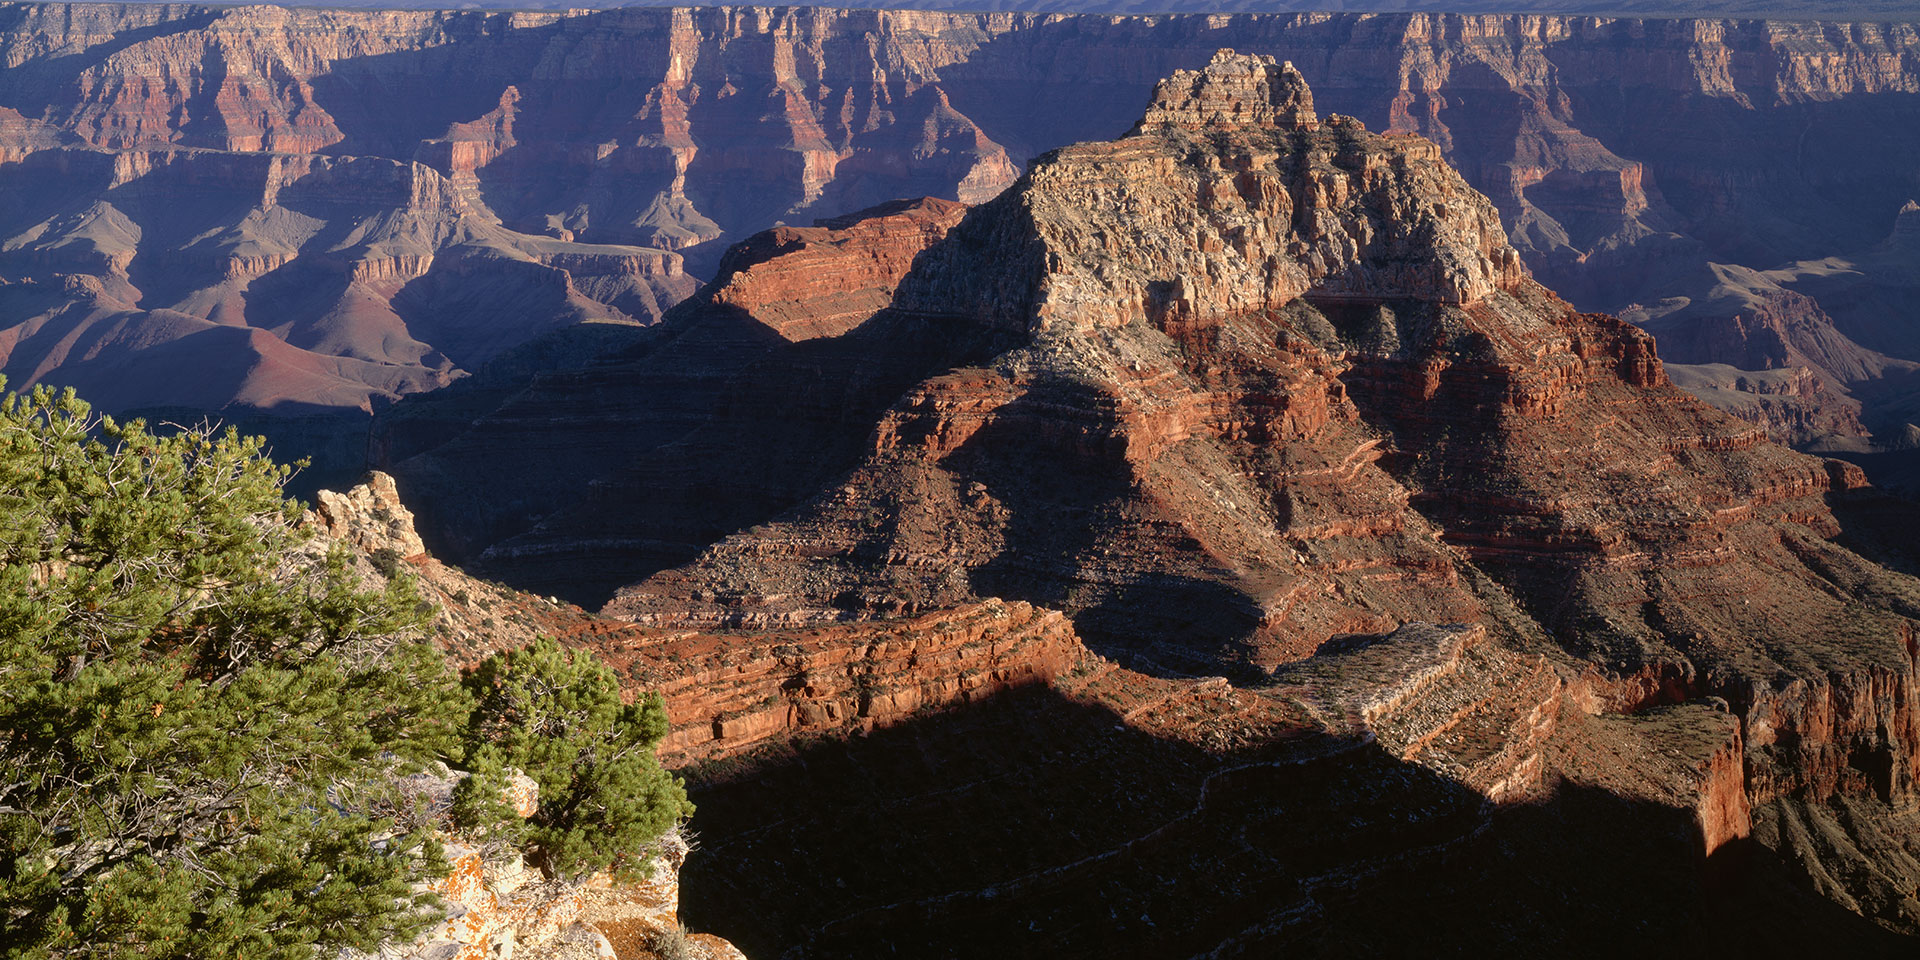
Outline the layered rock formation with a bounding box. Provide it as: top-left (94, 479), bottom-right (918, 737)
top-left (311, 471), bottom-right (1089, 769)
top-left (677, 618), bottom-right (1914, 956)
top-left (5, 4), bottom-right (1920, 481)
top-left (605, 599), bottom-right (1082, 765)
top-left (1139, 50), bottom-right (1319, 132)
top-left (383, 55), bottom-right (1920, 953)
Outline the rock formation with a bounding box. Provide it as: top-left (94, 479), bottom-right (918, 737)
top-left (1137, 50), bottom-right (1319, 132)
top-left (602, 600), bottom-right (1083, 766)
top-left (311, 469), bottom-right (1905, 955)
top-left (308, 470), bottom-right (601, 665)
top-left (381, 54), bottom-right (1920, 953)
top-left (311, 470), bottom-right (1089, 769)
top-left (384, 195), bottom-right (977, 589)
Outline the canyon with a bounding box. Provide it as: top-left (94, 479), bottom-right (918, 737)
top-left (1, 4), bottom-right (1919, 492)
top-left (337, 52), bottom-right (1920, 955)
top-left (9, 4), bottom-right (1920, 953)
top-left (261, 0), bottom-right (1920, 19)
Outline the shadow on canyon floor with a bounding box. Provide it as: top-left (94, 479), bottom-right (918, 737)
top-left (1828, 484), bottom-right (1920, 584)
top-left (678, 685), bottom-right (1911, 959)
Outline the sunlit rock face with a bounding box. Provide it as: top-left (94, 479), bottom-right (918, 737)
top-left (281, 47), bottom-right (1920, 957)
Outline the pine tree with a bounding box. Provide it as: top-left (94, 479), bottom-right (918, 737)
top-left (0, 384), bottom-right (695, 957)
top-left (453, 638), bottom-right (693, 883)
top-left (0, 384), bottom-right (470, 959)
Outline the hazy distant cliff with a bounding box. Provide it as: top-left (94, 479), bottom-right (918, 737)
top-left (1, 3), bottom-right (1918, 461)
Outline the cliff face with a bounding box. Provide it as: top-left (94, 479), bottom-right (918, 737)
top-left (3, 4), bottom-right (1920, 447)
top-left (310, 471), bottom-right (1087, 770)
top-left (594, 599), bottom-right (1083, 766)
top-left (593, 54), bottom-right (1888, 698)
top-left (387, 195), bottom-right (981, 585)
top-left (380, 54), bottom-right (1920, 952)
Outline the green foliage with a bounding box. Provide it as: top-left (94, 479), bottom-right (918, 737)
top-left (0, 384), bottom-right (469, 960)
top-left (0, 383), bottom-right (693, 957)
top-left (454, 638), bottom-right (692, 883)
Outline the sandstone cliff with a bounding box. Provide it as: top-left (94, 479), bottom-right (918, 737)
top-left (387, 55), bottom-right (1920, 952)
top-left (5, 4), bottom-right (1920, 468)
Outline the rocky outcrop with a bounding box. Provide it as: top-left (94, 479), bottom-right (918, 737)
top-left (1137, 50), bottom-right (1319, 132)
top-left (305, 472), bottom-right (762, 959)
top-left (708, 198), bottom-right (970, 342)
top-left (312, 471), bottom-right (427, 560)
top-left (1894, 200), bottom-right (1920, 250)
top-left (308, 471), bottom-right (1085, 772)
top-left (373, 56), bottom-right (1920, 950)
top-left (589, 55), bottom-right (1871, 699)
top-left (351, 767), bottom-right (603, 960)
top-left (336, 766), bottom-right (743, 960)
top-left (307, 471), bottom-right (605, 666)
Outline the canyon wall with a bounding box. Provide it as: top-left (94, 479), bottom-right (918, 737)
top-left (15, 11), bottom-right (1920, 953)
top-left (318, 464), bottom-right (1920, 955)
top-left (368, 54), bottom-right (1920, 954)
top-left (2, 4), bottom-right (1919, 470)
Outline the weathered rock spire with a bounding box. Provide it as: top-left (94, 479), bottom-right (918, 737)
top-left (1893, 199), bottom-right (1920, 249)
top-left (1134, 49), bottom-right (1319, 133)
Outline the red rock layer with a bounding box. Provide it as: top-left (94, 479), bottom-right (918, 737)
top-left (384, 195), bottom-right (987, 589)
top-left (598, 71), bottom-right (1876, 696)
top-left (6, 6), bottom-right (1920, 424)
top-left (595, 600), bottom-right (1082, 765)
top-left (709, 197), bottom-right (970, 342)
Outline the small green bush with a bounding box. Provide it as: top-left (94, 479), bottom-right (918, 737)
top-left (452, 637), bottom-right (692, 882)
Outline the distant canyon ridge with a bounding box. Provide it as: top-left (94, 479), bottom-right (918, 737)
top-left (1, 3), bottom-right (1918, 487)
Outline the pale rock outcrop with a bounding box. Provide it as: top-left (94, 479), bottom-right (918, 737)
top-left (312, 471), bottom-right (428, 560)
top-left (1136, 49), bottom-right (1319, 132)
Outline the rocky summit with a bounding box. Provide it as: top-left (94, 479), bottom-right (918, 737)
top-left (375, 53), bottom-right (1920, 956)
top-left (1137, 50), bottom-right (1320, 132)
